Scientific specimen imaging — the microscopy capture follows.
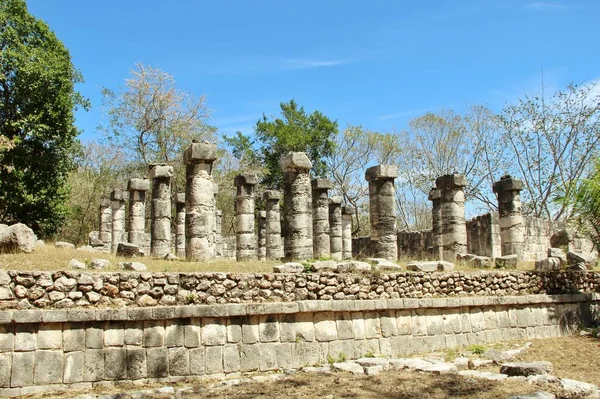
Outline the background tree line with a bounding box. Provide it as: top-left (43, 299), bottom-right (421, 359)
top-left (2, 0), bottom-right (600, 249)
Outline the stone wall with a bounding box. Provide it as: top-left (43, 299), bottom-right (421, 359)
top-left (397, 230), bottom-right (433, 260)
top-left (523, 217), bottom-right (565, 260)
top-left (0, 294), bottom-right (597, 396)
top-left (466, 213), bottom-right (501, 258)
top-left (2, 268), bottom-right (600, 310)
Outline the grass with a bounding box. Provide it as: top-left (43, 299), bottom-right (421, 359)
top-left (0, 244), bottom-right (278, 273)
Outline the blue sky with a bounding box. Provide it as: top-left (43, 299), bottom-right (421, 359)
top-left (27, 0), bottom-right (600, 143)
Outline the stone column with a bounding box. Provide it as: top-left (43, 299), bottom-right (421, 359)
top-left (258, 211), bottom-right (267, 261)
top-left (149, 164), bottom-right (173, 258)
top-left (98, 197), bottom-right (112, 247)
top-left (174, 192), bottom-right (186, 259)
top-left (312, 179), bottom-right (333, 259)
top-left (281, 152), bottom-right (313, 261)
top-left (263, 190), bottom-right (283, 260)
top-left (365, 165), bottom-right (398, 260)
top-left (342, 205), bottom-right (354, 260)
top-left (184, 142), bottom-right (217, 261)
top-left (110, 189), bottom-right (126, 253)
top-left (435, 173), bottom-right (467, 262)
top-left (428, 188), bottom-right (443, 260)
top-left (127, 178), bottom-right (150, 249)
top-left (234, 173), bottom-right (258, 261)
top-left (493, 175), bottom-right (524, 259)
top-left (329, 196), bottom-right (343, 261)
top-left (215, 210), bottom-right (223, 258)
top-left (212, 183), bottom-right (219, 252)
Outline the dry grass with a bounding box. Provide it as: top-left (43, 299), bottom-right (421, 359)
top-left (0, 244), bottom-right (277, 273)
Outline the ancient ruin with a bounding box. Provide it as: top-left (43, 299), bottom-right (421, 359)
top-left (329, 196), bottom-right (343, 261)
top-left (263, 190), bottom-right (283, 260)
top-left (110, 189), bottom-right (126, 253)
top-left (127, 178), bottom-right (149, 249)
top-left (366, 165), bottom-right (398, 260)
top-left (436, 173), bottom-right (467, 262)
top-left (234, 173), bottom-right (258, 261)
top-left (493, 175), bottom-right (525, 259)
top-left (149, 164), bottom-right (173, 258)
top-left (174, 192), bottom-right (186, 258)
top-left (311, 178), bottom-right (333, 259)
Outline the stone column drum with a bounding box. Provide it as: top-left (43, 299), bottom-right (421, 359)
top-left (435, 173), bottom-right (468, 262)
top-left (329, 196), bottom-right (343, 261)
top-left (341, 205), bottom-right (354, 260)
top-left (213, 183), bottom-right (219, 253)
top-left (175, 192), bottom-right (186, 259)
top-left (98, 197), bottom-right (112, 247)
top-left (215, 210), bottom-right (223, 258)
top-left (281, 152), bottom-right (313, 261)
top-left (365, 165), bottom-right (398, 260)
top-left (127, 178), bottom-right (150, 249)
top-left (110, 189), bottom-right (127, 253)
top-left (428, 188), bottom-right (443, 260)
top-left (184, 142), bottom-right (217, 261)
top-left (235, 173), bottom-right (258, 261)
top-left (312, 178), bottom-right (333, 259)
top-left (263, 190), bottom-right (283, 260)
top-left (149, 164), bottom-right (174, 258)
top-left (258, 211), bottom-right (267, 261)
top-left (493, 175), bottom-right (525, 259)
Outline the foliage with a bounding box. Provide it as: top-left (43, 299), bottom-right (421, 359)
top-left (467, 344), bottom-right (487, 355)
top-left (0, 0), bottom-right (89, 237)
top-left (565, 158), bottom-right (600, 252)
top-left (498, 82), bottom-right (600, 220)
top-left (225, 100), bottom-right (338, 189)
top-left (100, 63), bottom-right (216, 193)
top-left (56, 142), bottom-right (128, 245)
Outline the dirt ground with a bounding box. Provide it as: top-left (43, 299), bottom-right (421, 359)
top-left (32, 335), bottom-right (600, 399)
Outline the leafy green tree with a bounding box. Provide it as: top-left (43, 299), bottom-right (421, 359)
top-left (225, 100), bottom-right (338, 189)
top-left (0, 0), bottom-right (88, 236)
top-left (566, 158), bottom-right (600, 252)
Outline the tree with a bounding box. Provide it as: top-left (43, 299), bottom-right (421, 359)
top-left (499, 82), bottom-right (600, 220)
top-left (226, 100), bottom-right (338, 189)
top-left (566, 158), bottom-right (600, 252)
top-left (100, 63), bottom-right (215, 192)
top-left (0, 0), bottom-right (88, 236)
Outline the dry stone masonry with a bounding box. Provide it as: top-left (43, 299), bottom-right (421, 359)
top-left (329, 196), bottom-right (343, 261)
top-left (263, 190), bottom-right (283, 261)
top-left (311, 179), bottom-right (333, 260)
top-left (436, 173), bottom-right (468, 262)
top-left (174, 193), bottom-right (186, 259)
top-left (110, 189), bottom-right (127, 254)
top-left (493, 175), bottom-right (525, 259)
top-left (184, 142), bottom-right (217, 261)
top-left (366, 165), bottom-right (398, 261)
top-left (235, 174), bottom-right (258, 261)
top-left (281, 152), bottom-right (313, 261)
top-left (127, 178), bottom-right (150, 250)
top-left (149, 164), bottom-right (174, 258)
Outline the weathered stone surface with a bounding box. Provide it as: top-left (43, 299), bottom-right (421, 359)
top-left (436, 174), bottom-right (467, 262)
top-left (119, 261), bottom-right (147, 271)
top-left (0, 223), bottom-right (37, 253)
top-left (457, 369), bottom-right (507, 381)
top-left (273, 263), bottom-right (304, 273)
top-left (55, 241), bottom-right (75, 249)
top-left (69, 259), bottom-right (87, 270)
top-left (509, 392), bottom-right (556, 399)
top-left (406, 260), bottom-right (454, 272)
top-left (183, 141), bottom-right (217, 164)
top-left (368, 258), bottom-right (403, 271)
top-left (336, 261), bottom-right (372, 272)
top-left (365, 165), bottom-right (398, 181)
top-left (341, 205), bottom-right (354, 260)
top-left (116, 242), bottom-right (144, 258)
top-left (90, 259), bottom-right (110, 270)
top-left (367, 165), bottom-right (398, 260)
top-left (559, 378), bottom-right (599, 397)
top-left (548, 248), bottom-right (567, 264)
top-left (333, 362), bottom-right (364, 375)
top-left (496, 254), bottom-right (518, 269)
top-left (535, 257), bottom-right (561, 271)
top-left (235, 173), bottom-right (257, 261)
top-left (500, 361), bottom-right (552, 376)
top-left (127, 178), bottom-right (150, 191)
top-left (281, 152), bottom-right (312, 171)
top-left (567, 251), bottom-right (596, 268)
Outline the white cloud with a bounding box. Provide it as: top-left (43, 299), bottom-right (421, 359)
top-left (196, 56), bottom-right (354, 75)
top-left (377, 110), bottom-right (419, 121)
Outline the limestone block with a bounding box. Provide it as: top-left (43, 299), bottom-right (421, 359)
top-left (109, 189), bottom-right (126, 201)
top-left (547, 248), bottom-right (567, 264)
top-left (14, 324), bottom-right (36, 351)
top-left (0, 353), bottom-right (10, 388)
top-left (83, 349), bottom-right (104, 382)
top-left (205, 346), bottom-right (223, 374)
top-left (175, 192), bottom-right (186, 204)
top-left (124, 322), bottom-right (143, 346)
top-left (435, 173), bottom-right (467, 189)
top-left (311, 178), bottom-right (333, 190)
top-left (144, 320), bottom-right (165, 347)
top-left (223, 344), bottom-right (241, 373)
top-left (127, 178), bottom-right (150, 192)
top-left (365, 165), bottom-right (398, 181)
top-left (183, 141), bottom-right (217, 164)
top-left (64, 351), bottom-right (84, 383)
top-left (258, 343), bottom-right (278, 371)
top-left (189, 347), bottom-right (205, 375)
top-left (281, 152), bottom-right (312, 171)
top-left (493, 175), bottom-right (524, 192)
top-left (263, 190), bottom-right (282, 200)
top-left (496, 254), bottom-right (518, 269)
top-left (535, 257), bottom-right (561, 271)
top-left (202, 318), bottom-right (226, 346)
top-left (168, 347), bottom-right (190, 376)
top-left (234, 173), bottom-right (258, 187)
top-left (11, 352), bottom-right (33, 387)
top-left (406, 260), bottom-right (454, 272)
top-left (149, 164), bottom-right (174, 179)
top-left (37, 323), bottom-right (62, 350)
top-left (34, 350), bottom-right (63, 384)
top-left (314, 312), bottom-right (337, 341)
top-left (126, 348), bottom-right (146, 379)
top-left (500, 361), bottom-right (552, 376)
top-left (259, 315), bottom-right (280, 342)
top-left (147, 347), bottom-right (168, 378)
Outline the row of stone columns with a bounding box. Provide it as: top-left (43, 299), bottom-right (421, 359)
top-left (429, 173), bottom-right (524, 262)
